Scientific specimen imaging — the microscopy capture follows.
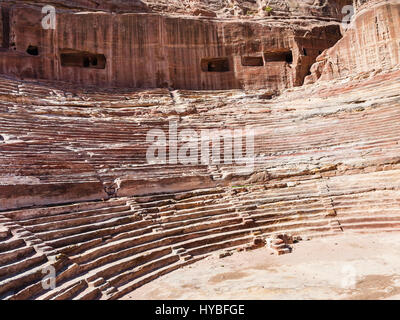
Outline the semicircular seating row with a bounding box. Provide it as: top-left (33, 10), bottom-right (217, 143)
top-left (1, 73), bottom-right (400, 299)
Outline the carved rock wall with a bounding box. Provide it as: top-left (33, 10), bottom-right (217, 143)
top-left (0, 3), bottom-right (342, 90)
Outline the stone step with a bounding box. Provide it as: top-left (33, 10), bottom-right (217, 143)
top-left (6, 258), bottom-right (77, 300)
top-left (159, 206), bottom-right (235, 224)
top-left (338, 215), bottom-right (400, 224)
top-left (0, 258), bottom-right (50, 298)
top-left (38, 216), bottom-right (142, 243)
top-left (78, 239), bottom-right (171, 273)
top-left (0, 238), bottom-right (25, 253)
top-left (73, 287), bottom-right (101, 300)
top-left (44, 220), bottom-right (143, 248)
top-left (0, 253), bottom-right (47, 281)
top-left (3, 199), bottom-right (128, 221)
top-left (17, 205), bottom-right (131, 227)
top-left (65, 221), bottom-right (247, 286)
top-left (158, 202), bottom-right (231, 218)
top-left (0, 246), bottom-right (35, 266)
top-left (161, 213), bottom-right (241, 230)
top-left (109, 256), bottom-right (204, 300)
top-left (24, 209), bottom-right (134, 233)
top-left (186, 234), bottom-right (254, 257)
top-left (53, 280), bottom-right (88, 300)
top-left (72, 217), bottom-right (244, 267)
top-left (340, 221), bottom-right (400, 230)
top-left (107, 254), bottom-right (180, 289)
top-left (256, 216), bottom-right (332, 232)
top-left (249, 207), bottom-right (326, 222)
top-left (85, 247), bottom-right (173, 282)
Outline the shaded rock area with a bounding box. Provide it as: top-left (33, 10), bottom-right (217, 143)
top-left (306, 1), bottom-right (400, 84)
top-left (0, 0), bottom-right (399, 301)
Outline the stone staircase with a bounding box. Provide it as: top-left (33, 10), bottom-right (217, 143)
top-left (0, 70), bottom-right (400, 299)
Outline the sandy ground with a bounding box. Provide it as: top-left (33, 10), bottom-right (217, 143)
top-left (122, 232), bottom-right (400, 300)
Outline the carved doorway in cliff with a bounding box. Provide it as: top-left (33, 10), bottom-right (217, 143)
top-left (264, 50), bottom-right (293, 64)
top-left (60, 49), bottom-right (106, 69)
top-left (241, 56), bottom-right (264, 66)
top-left (201, 58), bottom-right (230, 72)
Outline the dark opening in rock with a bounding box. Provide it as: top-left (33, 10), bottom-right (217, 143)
top-left (303, 48), bottom-right (308, 56)
top-left (201, 58), bottom-right (230, 72)
top-left (1, 7), bottom-right (10, 49)
top-left (60, 50), bottom-right (106, 69)
top-left (264, 50), bottom-right (293, 64)
top-left (26, 45), bottom-right (39, 56)
top-left (241, 56), bottom-right (264, 66)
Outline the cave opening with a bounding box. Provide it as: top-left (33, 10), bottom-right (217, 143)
top-left (201, 58), bottom-right (230, 72)
top-left (264, 50), bottom-right (293, 64)
top-left (26, 46), bottom-right (39, 56)
top-left (1, 6), bottom-right (10, 49)
top-left (241, 56), bottom-right (264, 66)
top-left (60, 50), bottom-right (106, 69)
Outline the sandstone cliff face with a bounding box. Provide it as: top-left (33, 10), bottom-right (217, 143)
top-left (306, 0), bottom-right (400, 84)
top-left (0, 1), bottom-right (343, 90)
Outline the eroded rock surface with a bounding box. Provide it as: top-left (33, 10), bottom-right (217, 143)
top-left (306, 0), bottom-right (400, 84)
top-left (0, 1), bottom-right (348, 89)
top-left (0, 0), bottom-right (399, 301)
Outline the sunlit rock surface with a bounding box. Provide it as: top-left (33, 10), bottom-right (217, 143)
top-left (306, 0), bottom-right (400, 84)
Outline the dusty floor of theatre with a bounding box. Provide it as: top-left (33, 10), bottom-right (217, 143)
top-left (123, 232), bottom-right (400, 300)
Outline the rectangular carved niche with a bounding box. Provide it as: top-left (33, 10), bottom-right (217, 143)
top-left (60, 49), bottom-right (106, 69)
top-left (241, 56), bottom-right (264, 66)
top-left (201, 58), bottom-right (230, 72)
top-left (264, 50), bottom-right (293, 64)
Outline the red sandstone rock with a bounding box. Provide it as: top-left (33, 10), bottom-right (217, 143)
top-left (0, 226), bottom-right (9, 239)
top-left (115, 175), bottom-right (217, 197)
top-left (192, 9), bottom-right (217, 18)
top-left (306, 1), bottom-right (400, 84)
top-left (0, 181), bottom-right (107, 211)
top-left (0, 1), bottom-right (344, 90)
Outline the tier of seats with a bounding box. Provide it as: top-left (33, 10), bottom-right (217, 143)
top-left (0, 73), bottom-right (399, 188)
top-left (0, 71), bottom-right (400, 299)
top-left (5, 168), bottom-right (399, 300)
top-left (0, 180), bottom-right (345, 300)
